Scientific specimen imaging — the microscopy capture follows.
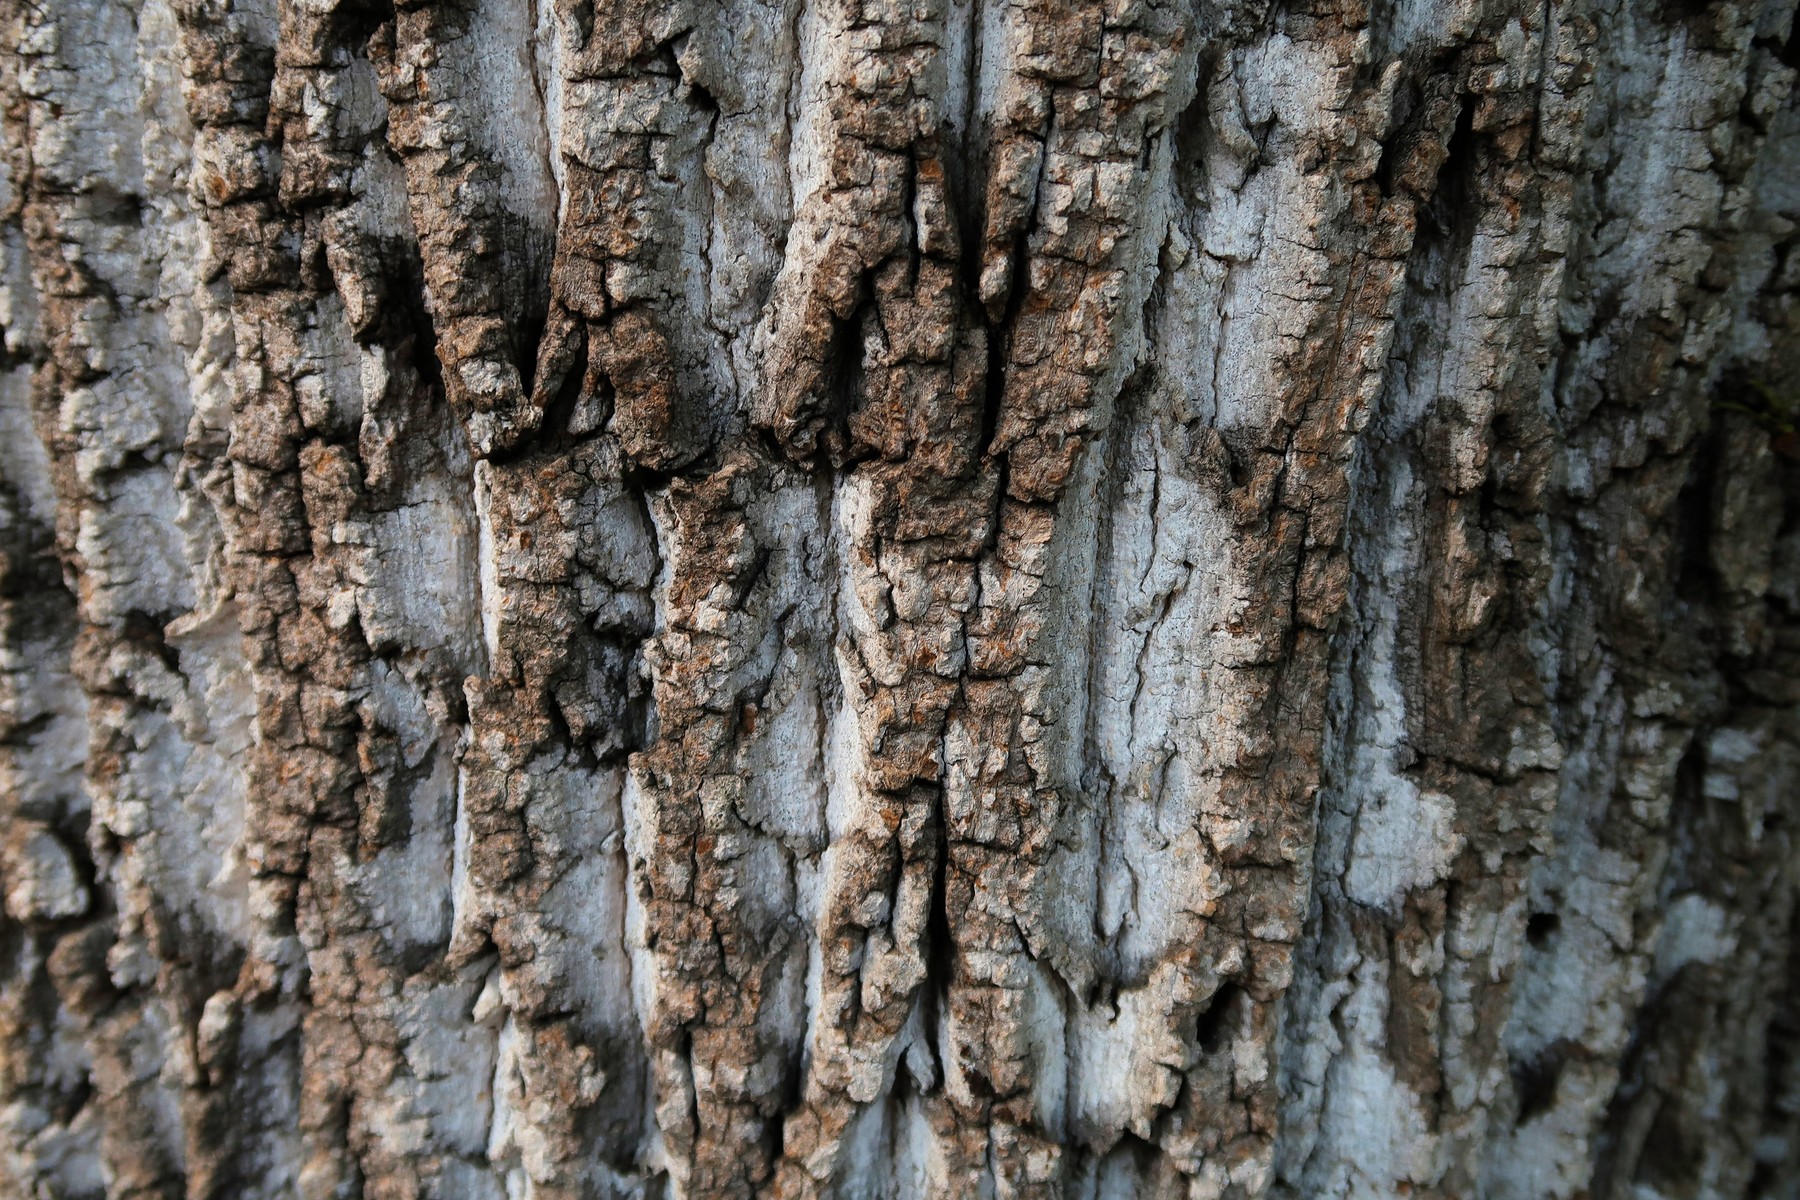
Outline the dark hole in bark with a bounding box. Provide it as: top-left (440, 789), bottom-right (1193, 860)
top-left (539, 346), bottom-right (592, 439)
top-left (513, 298), bottom-right (550, 398)
top-left (1757, 27), bottom-right (1800, 72)
top-left (1656, 0), bottom-right (1714, 21)
top-left (1511, 1041), bottom-right (1569, 1124)
top-left (817, 296), bottom-right (870, 466)
top-left (337, 0), bottom-right (396, 56)
top-left (772, 1034), bottom-right (806, 1161)
top-left (676, 45), bottom-right (720, 115)
top-left (1172, 53), bottom-right (1214, 205)
top-left (1105, 1130), bottom-right (1162, 1178)
top-left (921, 812), bottom-right (953, 1085)
top-left (1526, 910), bottom-right (1560, 947)
top-left (391, 238), bottom-right (446, 411)
top-left (979, 275), bottom-right (1014, 463)
top-left (1671, 442), bottom-right (1720, 609)
top-left (52, 1075), bottom-right (93, 1129)
top-left (1421, 91), bottom-right (1480, 249)
top-left (1371, 73), bottom-right (1429, 199)
top-left (1196, 981), bottom-right (1242, 1054)
top-left (1480, 410), bottom-right (1517, 514)
top-left (84, 183), bottom-right (146, 229)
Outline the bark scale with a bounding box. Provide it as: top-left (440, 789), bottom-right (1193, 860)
top-left (0, 0), bottom-right (1797, 1196)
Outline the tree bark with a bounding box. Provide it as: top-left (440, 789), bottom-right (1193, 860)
top-left (1, 0), bottom-right (1797, 1195)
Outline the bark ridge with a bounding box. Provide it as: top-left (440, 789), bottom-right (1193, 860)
top-left (0, 0), bottom-right (1798, 1196)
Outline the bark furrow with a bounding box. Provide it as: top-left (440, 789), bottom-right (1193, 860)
top-left (0, 0), bottom-right (1796, 1197)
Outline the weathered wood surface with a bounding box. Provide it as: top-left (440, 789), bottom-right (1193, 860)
top-left (1, 0), bottom-right (1797, 1195)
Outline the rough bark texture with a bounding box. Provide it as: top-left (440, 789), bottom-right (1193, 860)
top-left (1, 0), bottom-right (1798, 1195)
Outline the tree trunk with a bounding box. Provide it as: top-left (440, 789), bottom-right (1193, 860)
top-left (1, 0), bottom-right (1797, 1195)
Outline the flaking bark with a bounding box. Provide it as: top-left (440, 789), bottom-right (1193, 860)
top-left (1, 0), bottom-right (1797, 1196)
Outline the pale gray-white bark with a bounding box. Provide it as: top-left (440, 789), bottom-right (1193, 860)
top-left (1, 0), bottom-right (1797, 1196)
